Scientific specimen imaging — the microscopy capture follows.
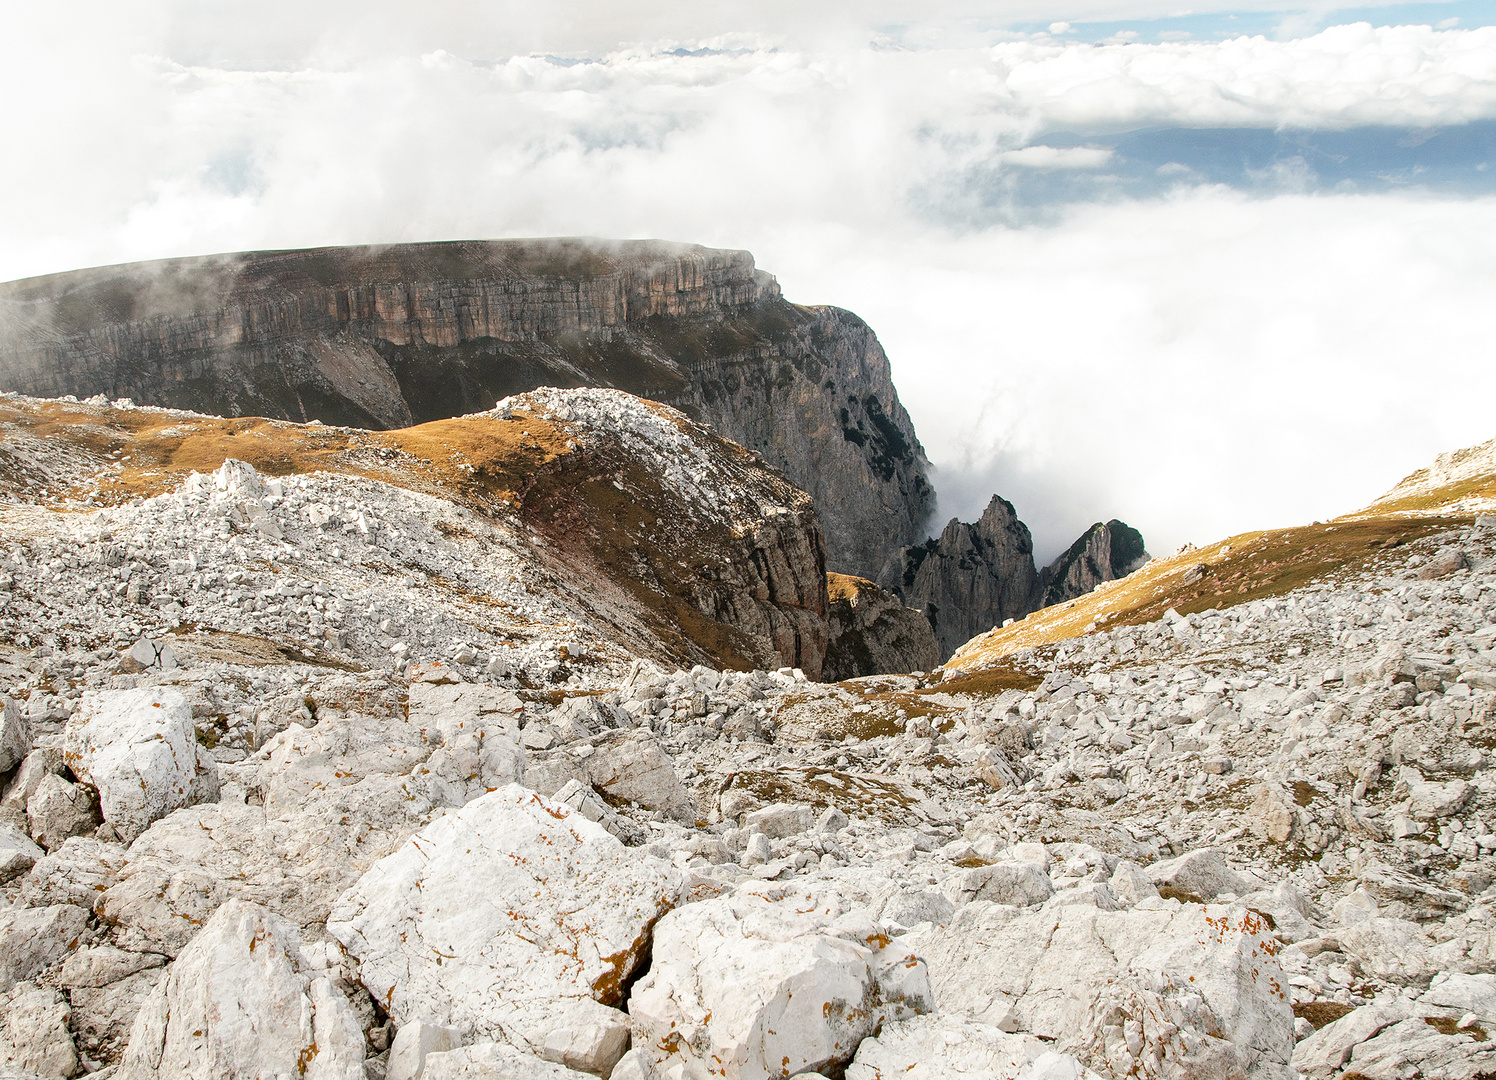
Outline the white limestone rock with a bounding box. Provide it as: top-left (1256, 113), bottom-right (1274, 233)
top-left (328, 784), bottom-right (677, 1057)
top-left (1145, 848), bottom-right (1246, 900)
top-left (387, 1019), bottom-right (460, 1080)
top-left (0, 699), bottom-right (30, 775)
top-left (420, 1041), bottom-right (595, 1080)
top-left (628, 879), bottom-right (932, 1079)
top-left (25, 775), bottom-right (97, 852)
top-left (0, 985), bottom-right (76, 1080)
top-left (18, 837), bottom-right (127, 909)
top-left (117, 898), bottom-right (364, 1080)
top-left (0, 825), bottom-right (41, 884)
top-left (1, 748), bottom-right (63, 815)
top-left (943, 860), bottom-right (1055, 907)
top-left (906, 899), bottom-right (1294, 1080)
top-left (64, 687), bottom-right (218, 844)
top-left (0, 906), bottom-right (88, 993)
top-left (846, 1014), bottom-right (1097, 1080)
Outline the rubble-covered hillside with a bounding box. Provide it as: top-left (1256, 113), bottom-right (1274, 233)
top-left (0, 385), bottom-right (1488, 1080)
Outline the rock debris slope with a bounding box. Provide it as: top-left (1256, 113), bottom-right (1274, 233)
top-left (0, 379), bottom-right (1489, 1079)
top-left (0, 240), bottom-right (933, 579)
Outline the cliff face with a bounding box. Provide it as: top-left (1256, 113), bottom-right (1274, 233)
top-left (1037, 519), bottom-right (1150, 608)
top-left (880, 498), bottom-right (1150, 661)
top-left (879, 495), bottom-right (1041, 661)
top-left (0, 239), bottom-right (932, 578)
top-left (822, 573), bottom-right (940, 682)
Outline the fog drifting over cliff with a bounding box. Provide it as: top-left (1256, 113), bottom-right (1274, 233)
top-left (5, 1), bottom-right (1496, 557)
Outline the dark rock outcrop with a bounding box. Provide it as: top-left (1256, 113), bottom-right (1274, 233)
top-left (0, 239), bottom-right (932, 579)
top-left (1037, 519), bottom-right (1150, 608)
top-left (881, 498), bottom-right (1149, 660)
top-left (822, 573), bottom-right (940, 681)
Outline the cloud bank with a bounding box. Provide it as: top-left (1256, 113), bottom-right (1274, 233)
top-left (2, 12), bottom-right (1494, 559)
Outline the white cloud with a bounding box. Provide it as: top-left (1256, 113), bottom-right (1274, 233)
top-left (997, 144), bottom-right (1114, 168)
top-left (765, 190), bottom-right (1496, 558)
top-left (2, 13), bottom-right (1495, 559)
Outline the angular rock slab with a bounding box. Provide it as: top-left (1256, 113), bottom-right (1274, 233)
top-left (65, 687), bottom-right (218, 844)
top-left (629, 879), bottom-right (932, 1080)
top-left (906, 899), bottom-right (1295, 1080)
top-left (847, 1014), bottom-right (1100, 1080)
top-left (328, 784), bottom-right (677, 1055)
top-left (118, 898), bottom-right (364, 1080)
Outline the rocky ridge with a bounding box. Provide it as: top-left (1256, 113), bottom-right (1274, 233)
top-left (0, 381), bottom-right (1486, 1078)
top-left (0, 240), bottom-right (933, 579)
top-left (882, 497), bottom-right (1149, 661)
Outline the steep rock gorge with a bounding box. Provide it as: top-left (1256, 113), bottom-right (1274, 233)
top-left (0, 239), bottom-right (932, 579)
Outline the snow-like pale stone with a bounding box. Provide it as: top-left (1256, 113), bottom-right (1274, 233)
top-left (906, 899), bottom-right (1294, 1080)
top-left (942, 860), bottom-right (1055, 907)
top-left (118, 898), bottom-right (364, 1080)
top-left (1, 748), bottom-right (63, 814)
top-left (0, 986), bottom-right (76, 1080)
top-left (387, 1019), bottom-right (460, 1080)
top-left (65, 687), bottom-right (218, 843)
top-left (629, 879), bottom-right (932, 1080)
top-left (328, 785), bottom-right (677, 1056)
top-left (1144, 848), bottom-right (1246, 900)
top-left (847, 1014), bottom-right (1098, 1080)
top-left (420, 1041), bottom-right (596, 1080)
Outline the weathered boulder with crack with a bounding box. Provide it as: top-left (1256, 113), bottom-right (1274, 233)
top-left (328, 784), bottom-right (677, 1065)
top-left (118, 898), bottom-right (365, 1080)
top-left (0, 240), bottom-right (933, 577)
top-left (64, 687), bottom-right (219, 843)
top-left (905, 899), bottom-right (1294, 1080)
top-left (822, 573), bottom-right (940, 681)
top-left (628, 879), bottom-right (933, 1080)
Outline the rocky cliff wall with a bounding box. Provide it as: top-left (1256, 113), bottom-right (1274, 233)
top-left (880, 498), bottom-right (1149, 661)
top-left (0, 239), bottom-right (931, 578)
top-left (822, 573), bottom-right (940, 681)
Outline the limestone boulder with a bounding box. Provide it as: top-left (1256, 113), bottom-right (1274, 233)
top-left (0, 986), bottom-right (76, 1079)
top-left (0, 698), bottom-right (30, 775)
top-left (421, 1041), bottom-right (596, 1080)
top-left (847, 1014), bottom-right (1101, 1080)
top-left (25, 775), bottom-right (97, 852)
top-left (328, 784), bottom-right (677, 1059)
top-left (905, 899), bottom-right (1295, 1080)
top-left (628, 879), bottom-right (932, 1079)
top-left (1145, 848), bottom-right (1247, 900)
top-left (0, 825), bottom-right (41, 883)
top-left (64, 688), bottom-right (219, 844)
top-left (0, 906), bottom-right (88, 993)
top-left (118, 898), bottom-right (365, 1080)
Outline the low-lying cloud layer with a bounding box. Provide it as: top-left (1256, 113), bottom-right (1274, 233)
top-left (3, 10), bottom-right (1494, 559)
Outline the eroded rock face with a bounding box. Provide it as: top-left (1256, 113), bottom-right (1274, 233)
top-left (906, 900), bottom-right (1294, 1080)
top-left (628, 880), bottom-right (932, 1080)
top-left (1036, 519), bottom-right (1151, 609)
top-left (515, 390), bottom-right (830, 678)
top-left (118, 898), bottom-right (365, 1080)
top-left (0, 240), bottom-right (932, 578)
top-left (880, 500), bottom-right (1149, 660)
top-left (64, 687), bottom-right (219, 844)
top-left (328, 785), bottom-right (677, 1059)
top-left (823, 574), bottom-right (940, 680)
top-left (880, 496), bottom-right (1042, 661)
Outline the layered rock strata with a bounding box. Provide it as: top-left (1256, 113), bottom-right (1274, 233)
top-left (0, 239), bottom-right (932, 577)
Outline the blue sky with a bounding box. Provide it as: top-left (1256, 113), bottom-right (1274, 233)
top-left (3, 1), bottom-right (1496, 557)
